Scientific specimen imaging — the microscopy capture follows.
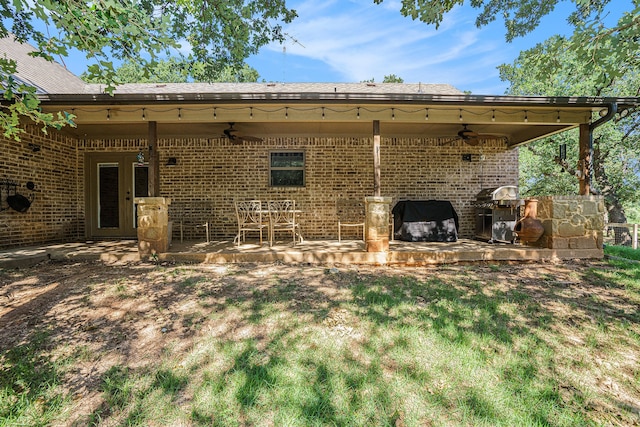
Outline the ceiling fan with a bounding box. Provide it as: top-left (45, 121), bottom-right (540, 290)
top-left (222, 122), bottom-right (263, 143)
top-left (444, 124), bottom-right (505, 146)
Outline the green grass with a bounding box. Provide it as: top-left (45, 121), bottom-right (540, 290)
top-left (605, 244), bottom-right (640, 261)
top-left (1, 259), bottom-right (639, 426)
top-left (0, 330), bottom-right (70, 426)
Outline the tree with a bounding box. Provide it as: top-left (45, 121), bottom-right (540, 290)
top-left (0, 1), bottom-right (296, 139)
top-left (81, 59), bottom-right (260, 84)
top-left (375, 0), bottom-right (640, 96)
top-left (380, 0), bottom-right (640, 230)
top-left (383, 74), bottom-right (404, 83)
top-left (361, 75), bottom-right (405, 83)
top-left (500, 37), bottom-right (640, 231)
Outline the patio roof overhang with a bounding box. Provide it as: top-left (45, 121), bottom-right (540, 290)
top-left (38, 88), bottom-right (640, 148)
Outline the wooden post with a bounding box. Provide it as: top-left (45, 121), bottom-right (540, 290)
top-left (148, 121), bottom-right (160, 197)
top-left (373, 120), bottom-right (381, 197)
top-left (578, 123), bottom-right (591, 195)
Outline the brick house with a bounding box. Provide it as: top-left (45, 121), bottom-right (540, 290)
top-left (1, 37), bottom-right (638, 256)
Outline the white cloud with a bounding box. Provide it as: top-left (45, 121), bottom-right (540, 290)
top-left (267, 0), bottom-right (511, 88)
top-left (248, 0), bottom-right (535, 92)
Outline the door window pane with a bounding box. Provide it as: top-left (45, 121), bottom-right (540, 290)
top-left (134, 167), bottom-right (149, 198)
top-left (133, 165), bottom-right (149, 228)
top-left (98, 164), bottom-right (119, 228)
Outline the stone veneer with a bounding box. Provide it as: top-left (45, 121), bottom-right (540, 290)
top-left (536, 195), bottom-right (605, 250)
top-left (134, 197), bottom-right (171, 257)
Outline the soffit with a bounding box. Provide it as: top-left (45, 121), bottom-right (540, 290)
top-left (39, 92), bottom-right (639, 147)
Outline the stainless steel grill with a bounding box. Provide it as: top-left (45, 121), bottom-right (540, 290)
top-left (474, 186), bottom-right (520, 243)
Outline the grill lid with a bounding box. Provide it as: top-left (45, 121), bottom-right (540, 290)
top-left (475, 186), bottom-right (519, 203)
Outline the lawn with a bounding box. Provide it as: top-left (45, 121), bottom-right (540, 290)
top-left (1, 255), bottom-right (639, 426)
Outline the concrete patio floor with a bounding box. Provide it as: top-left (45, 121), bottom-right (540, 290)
top-left (0, 238), bottom-right (604, 268)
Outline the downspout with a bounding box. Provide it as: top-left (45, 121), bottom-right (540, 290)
top-left (580, 102), bottom-right (617, 195)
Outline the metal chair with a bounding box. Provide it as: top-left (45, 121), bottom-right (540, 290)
top-left (169, 200), bottom-right (212, 243)
top-left (234, 200), bottom-right (268, 246)
top-left (336, 199), bottom-right (365, 242)
top-left (267, 200), bottom-right (301, 246)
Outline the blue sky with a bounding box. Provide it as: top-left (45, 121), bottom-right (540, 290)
top-left (244, 0), bottom-right (624, 95)
top-left (57, 0), bottom-right (628, 96)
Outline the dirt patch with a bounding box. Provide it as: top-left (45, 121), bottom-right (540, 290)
top-left (1, 259), bottom-right (639, 425)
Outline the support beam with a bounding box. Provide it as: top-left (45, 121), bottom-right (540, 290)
top-left (148, 121), bottom-right (160, 197)
top-left (373, 120), bottom-right (381, 197)
top-left (578, 123), bottom-right (590, 195)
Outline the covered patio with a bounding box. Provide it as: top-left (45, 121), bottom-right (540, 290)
top-left (1, 36), bottom-right (638, 258)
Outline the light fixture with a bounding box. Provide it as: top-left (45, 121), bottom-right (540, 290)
top-left (249, 107), bottom-right (253, 119)
top-left (137, 150), bottom-right (145, 165)
top-left (524, 110), bottom-right (528, 122)
top-left (106, 109), bottom-right (111, 120)
top-left (213, 107), bottom-right (217, 119)
top-left (425, 108), bottom-right (429, 120)
top-left (357, 107), bottom-right (360, 119)
top-left (166, 157), bottom-right (177, 166)
top-left (178, 108), bottom-right (182, 120)
top-left (142, 108), bottom-right (146, 121)
top-left (285, 107), bottom-right (288, 119)
top-left (491, 110), bottom-right (495, 122)
top-left (459, 109), bottom-right (463, 121)
top-left (322, 107), bottom-right (325, 119)
top-left (556, 110), bottom-right (561, 123)
top-left (391, 108), bottom-right (395, 120)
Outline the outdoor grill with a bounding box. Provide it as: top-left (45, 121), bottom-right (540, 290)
top-left (473, 186), bottom-right (520, 243)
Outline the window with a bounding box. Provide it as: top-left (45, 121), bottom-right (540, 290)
top-left (270, 151), bottom-right (305, 187)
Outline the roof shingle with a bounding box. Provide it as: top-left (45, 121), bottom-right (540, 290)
top-left (0, 36), bottom-right (87, 94)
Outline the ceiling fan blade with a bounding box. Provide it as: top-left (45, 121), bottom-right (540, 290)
top-left (223, 129), bottom-right (236, 139)
top-left (458, 124), bottom-right (478, 139)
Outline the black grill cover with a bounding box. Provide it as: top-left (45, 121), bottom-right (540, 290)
top-left (392, 200), bottom-right (459, 242)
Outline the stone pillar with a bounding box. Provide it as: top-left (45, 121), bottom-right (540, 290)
top-left (135, 197), bottom-right (171, 258)
top-left (365, 196), bottom-right (392, 252)
top-left (536, 195), bottom-right (605, 250)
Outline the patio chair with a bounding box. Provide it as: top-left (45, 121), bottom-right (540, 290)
top-left (234, 200), bottom-right (268, 246)
top-left (267, 200), bottom-right (301, 246)
top-left (169, 200), bottom-right (212, 243)
top-left (337, 199), bottom-right (365, 242)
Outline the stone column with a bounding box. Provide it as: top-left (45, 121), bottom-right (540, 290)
top-left (135, 197), bottom-right (171, 258)
top-left (536, 195), bottom-right (605, 250)
top-left (365, 196), bottom-right (392, 252)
